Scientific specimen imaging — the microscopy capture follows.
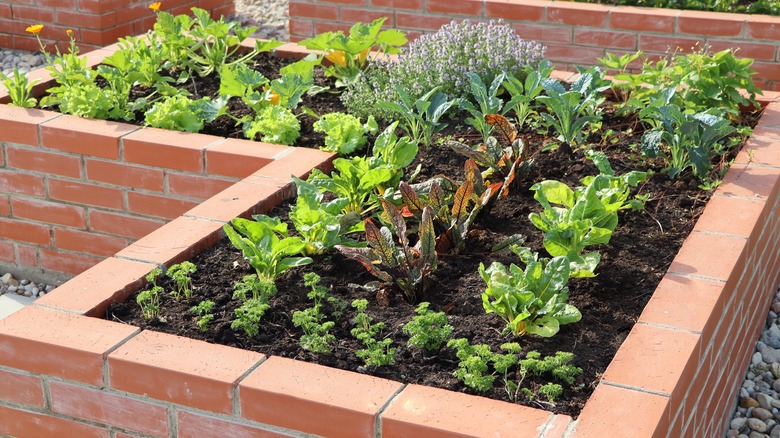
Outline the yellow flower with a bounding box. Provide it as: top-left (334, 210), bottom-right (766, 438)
top-left (66, 29), bottom-right (73, 37)
top-left (25, 24), bottom-right (43, 35)
top-left (324, 50), bottom-right (347, 68)
top-left (149, 2), bottom-right (161, 12)
top-left (263, 87), bottom-right (280, 105)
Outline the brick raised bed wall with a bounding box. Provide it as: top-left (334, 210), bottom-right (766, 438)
top-left (1, 40), bottom-right (780, 437)
top-left (0, 44), bottom-right (307, 281)
top-left (288, 0), bottom-right (780, 91)
top-left (0, 0), bottom-right (234, 53)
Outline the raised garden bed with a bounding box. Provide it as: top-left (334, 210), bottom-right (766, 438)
top-left (0, 37), bottom-right (780, 436)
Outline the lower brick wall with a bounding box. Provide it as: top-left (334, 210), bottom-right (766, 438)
top-left (0, 0), bottom-right (234, 53)
top-left (287, 0), bottom-right (780, 91)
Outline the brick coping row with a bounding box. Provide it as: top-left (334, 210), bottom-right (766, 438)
top-left (0, 40), bottom-right (779, 436)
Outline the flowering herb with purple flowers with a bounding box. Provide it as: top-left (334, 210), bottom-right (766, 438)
top-left (342, 19), bottom-right (546, 122)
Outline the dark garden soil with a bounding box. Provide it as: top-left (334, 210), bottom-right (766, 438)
top-left (85, 51), bottom-right (761, 417)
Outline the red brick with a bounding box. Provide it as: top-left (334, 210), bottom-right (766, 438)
top-left (314, 0), bottom-right (367, 4)
top-left (753, 61), bottom-right (780, 81)
top-left (706, 39), bottom-right (777, 61)
top-left (6, 146), bottom-right (82, 178)
top-left (0, 404), bottom-right (109, 438)
top-left (639, 274), bottom-right (727, 337)
top-left (546, 3), bottom-right (609, 27)
top-left (184, 180), bottom-right (288, 222)
top-left (77, 0), bottom-right (126, 13)
top-left (370, 0), bottom-right (422, 9)
top-left (11, 5), bottom-right (55, 22)
top-left (574, 384), bottom-right (670, 437)
top-left (0, 217), bottom-right (51, 245)
top-left (40, 116), bottom-right (137, 160)
top-left (12, 198), bottom-right (86, 228)
top-left (341, 8), bottom-right (393, 25)
top-left (677, 11), bottom-right (745, 37)
top-left (126, 192), bottom-right (199, 220)
top-left (206, 139), bottom-right (290, 178)
top-left (54, 228), bottom-right (128, 257)
top-left (638, 34), bottom-right (705, 55)
top-left (109, 331), bottom-right (264, 414)
top-left (40, 248), bottom-right (103, 275)
top-left (426, 0), bottom-right (481, 15)
top-left (485, 0), bottom-right (544, 21)
top-left (89, 210), bottom-right (165, 240)
top-left (178, 410), bottom-right (293, 438)
top-left (110, 3), bottom-right (150, 25)
top-left (85, 159), bottom-right (165, 192)
top-left (49, 179), bottom-right (125, 210)
top-left (115, 215), bottom-right (223, 266)
top-left (0, 4), bottom-right (10, 18)
top-left (380, 383), bottom-right (554, 437)
top-left (288, 2), bottom-right (339, 20)
top-left (241, 357), bottom-right (402, 438)
top-left (0, 194), bottom-right (9, 217)
top-left (122, 128), bottom-right (219, 173)
top-left (545, 44), bottom-right (606, 66)
top-left (573, 29), bottom-right (637, 50)
top-left (0, 306), bottom-right (138, 385)
top-left (0, 106), bottom-right (60, 146)
top-left (56, 10), bottom-right (117, 29)
top-left (80, 22), bottom-right (135, 45)
top-left (0, 369), bottom-right (44, 407)
top-left (610, 8), bottom-right (678, 33)
top-left (747, 16), bottom-right (780, 40)
top-left (17, 244), bottom-right (38, 267)
top-left (314, 21), bottom-right (354, 35)
top-left (395, 12), bottom-right (454, 31)
top-left (247, 147), bottom-right (335, 185)
top-left (289, 19), bottom-right (314, 38)
top-left (36, 256), bottom-right (156, 316)
top-left (50, 381), bottom-right (169, 436)
top-left (718, 163), bottom-right (780, 201)
top-left (511, 23), bottom-right (572, 44)
top-left (669, 231), bottom-right (747, 281)
top-left (167, 173), bottom-right (236, 200)
top-left (694, 195), bottom-right (766, 238)
top-left (0, 241), bottom-right (12, 263)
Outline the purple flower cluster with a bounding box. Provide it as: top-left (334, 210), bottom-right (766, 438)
top-left (393, 20), bottom-right (545, 99)
top-left (343, 19), bottom-right (546, 121)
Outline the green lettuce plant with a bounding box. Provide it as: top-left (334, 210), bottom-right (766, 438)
top-left (313, 112), bottom-right (378, 154)
top-left (145, 94), bottom-right (227, 133)
top-left (480, 247), bottom-right (581, 337)
top-left (244, 105), bottom-right (301, 145)
top-left (222, 215), bottom-right (312, 283)
top-left (186, 7), bottom-right (260, 76)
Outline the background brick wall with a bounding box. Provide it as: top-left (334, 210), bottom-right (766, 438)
top-left (288, 0), bottom-right (780, 90)
top-left (0, 0), bottom-right (234, 53)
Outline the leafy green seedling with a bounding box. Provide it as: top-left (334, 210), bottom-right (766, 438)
top-left (167, 261), bottom-right (196, 300)
top-left (292, 273), bottom-right (336, 353)
top-left (351, 299), bottom-right (396, 367)
top-left (313, 112), bottom-right (378, 155)
top-left (402, 302), bottom-right (453, 351)
top-left (190, 300), bottom-right (215, 332)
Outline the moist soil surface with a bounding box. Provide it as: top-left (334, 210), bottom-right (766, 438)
top-left (103, 53), bottom-right (756, 417)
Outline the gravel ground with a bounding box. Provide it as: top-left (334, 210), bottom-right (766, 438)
top-left (1, 2), bottom-right (778, 434)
